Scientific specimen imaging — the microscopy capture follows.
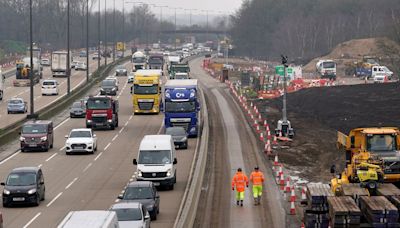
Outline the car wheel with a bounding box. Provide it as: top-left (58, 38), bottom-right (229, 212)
top-left (90, 149), bottom-right (94, 154)
top-left (50, 143), bottom-right (53, 149)
top-left (7, 111), bottom-right (10, 114)
top-left (94, 146), bottom-right (97, 152)
top-left (34, 194), bottom-right (40, 206)
top-left (169, 184), bottom-right (174, 190)
top-left (151, 210), bottom-right (157, 220)
top-left (110, 124), bottom-right (115, 130)
top-left (3, 202), bottom-right (8, 208)
top-left (157, 206), bottom-right (159, 214)
top-left (41, 190), bottom-right (45, 201)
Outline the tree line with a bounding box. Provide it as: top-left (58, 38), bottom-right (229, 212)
top-left (230, 0), bottom-right (400, 61)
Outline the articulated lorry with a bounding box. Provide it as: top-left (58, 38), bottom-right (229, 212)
top-left (131, 51), bottom-right (146, 71)
top-left (131, 70), bottom-right (161, 114)
top-left (163, 79), bottom-right (200, 137)
top-left (148, 54), bottom-right (164, 70)
top-left (86, 96), bottom-right (119, 130)
top-left (169, 63), bottom-right (190, 79)
top-left (51, 51), bottom-right (69, 77)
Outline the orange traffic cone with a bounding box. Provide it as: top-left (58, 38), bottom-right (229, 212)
top-left (290, 200), bottom-right (296, 215)
top-left (264, 142), bottom-right (272, 156)
top-left (290, 186), bottom-right (296, 202)
top-left (273, 155), bottom-right (279, 166)
top-left (301, 222), bottom-right (305, 228)
top-left (259, 132), bottom-right (264, 142)
top-left (285, 177), bottom-right (291, 193)
top-left (279, 173), bottom-right (285, 190)
top-left (301, 186), bottom-right (307, 205)
top-left (256, 125), bottom-right (261, 133)
top-left (263, 120), bottom-right (268, 127)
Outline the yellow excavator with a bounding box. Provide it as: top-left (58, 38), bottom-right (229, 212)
top-left (330, 127), bottom-right (400, 195)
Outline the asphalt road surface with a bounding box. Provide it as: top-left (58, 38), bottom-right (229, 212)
top-left (0, 62), bottom-right (198, 227)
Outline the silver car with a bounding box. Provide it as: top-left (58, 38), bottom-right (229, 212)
top-left (7, 98), bottom-right (27, 114)
top-left (110, 202), bottom-right (150, 228)
top-left (69, 101), bottom-right (86, 118)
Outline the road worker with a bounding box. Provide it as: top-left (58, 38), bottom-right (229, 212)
top-left (250, 166), bottom-right (265, 205)
top-left (231, 167), bottom-right (249, 207)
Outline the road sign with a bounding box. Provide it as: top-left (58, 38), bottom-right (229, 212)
top-left (116, 42), bottom-right (125, 51)
top-left (275, 65), bottom-right (284, 76)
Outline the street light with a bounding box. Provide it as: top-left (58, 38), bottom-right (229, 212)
top-left (104, 0), bottom-right (107, 65)
top-left (86, 0), bottom-right (89, 83)
top-left (112, 0), bottom-right (115, 62)
top-left (67, 0), bottom-right (71, 94)
top-left (98, 0), bottom-right (101, 69)
top-left (28, 0), bottom-right (35, 118)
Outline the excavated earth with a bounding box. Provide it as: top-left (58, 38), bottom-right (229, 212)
top-left (255, 82), bottom-right (400, 182)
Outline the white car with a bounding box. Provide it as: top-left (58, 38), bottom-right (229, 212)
top-left (106, 75), bottom-right (119, 87)
top-left (41, 58), bottom-right (50, 66)
top-left (65, 128), bottom-right (97, 155)
top-left (71, 60), bottom-right (79, 69)
top-left (41, 79), bottom-right (59, 95)
top-left (110, 202), bottom-right (150, 228)
top-left (75, 61), bottom-right (87, 71)
top-left (128, 73), bottom-right (135, 83)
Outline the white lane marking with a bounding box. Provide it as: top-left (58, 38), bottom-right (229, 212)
top-left (94, 152), bottom-right (103, 161)
top-left (124, 121), bottom-right (128, 127)
top-left (104, 142), bottom-right (111, 151)
top-left (23, 212), bottom-right (42, 228)
top-left (46, 192), bottom-right (63, 207)
top-left (38, 164), bottom-right (43, 168)
top-left (72, 78), bottom-right (85, 91)
top-left (112, 134), bottom-right (118, 141)
top-left (83, 163), bottom-right (93, 172)
top-left (129, 115), bottom-right (133, 121)
top-left (0, 151), bottom-right (20, 165)
top-left (119, 127), bottom-right (124, 134)
top-left (65, 177), bottom-right (78, 190)
top-left (157, 121), bottom-right (165, 134)
top-left (54, 118), bottom-right (70, 130)
top-left (59, 146), bottom-right (66, 151)
top-left (45, 153), bottom-right (57, 162)
top-left (6, 86), bottom-right (11, 89)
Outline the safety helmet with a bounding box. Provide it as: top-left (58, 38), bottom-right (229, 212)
top-left (254, 166), bottom-right (259, 170)
top-left (237, 168), bottom-right (242, 172)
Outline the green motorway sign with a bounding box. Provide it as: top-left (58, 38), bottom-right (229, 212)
top-left (275, 65), bottom-right (284, 76)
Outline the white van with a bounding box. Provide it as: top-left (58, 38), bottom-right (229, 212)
top-left (57, 210), bottom-right (119, 228)
top-left (41, 79), bottom-right (59, 95)
top-left (372, 65), bottom-right (393, 81)
top-left (133, 135), bottom-right (177, 190)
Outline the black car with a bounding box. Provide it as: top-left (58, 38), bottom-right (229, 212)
top-left (166, 127), bottom-right (188, 149)
top-left (115, 65), bottom-right (128, 76)
top-left (2, 167), bottom-right (45, 207)
top-left (100, 79), bottom-right (118, 95)
top-left (118, 181), bottom-right (160, 220)
top-left (69, 101), bottom-right (86, 118)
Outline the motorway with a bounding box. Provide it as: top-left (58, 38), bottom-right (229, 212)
top-left (0, 56), bottom-right (106, 130)
top-left (0, 61), bottom-right (198, 227)
top-left (191, 57), bottom-right (286, 227)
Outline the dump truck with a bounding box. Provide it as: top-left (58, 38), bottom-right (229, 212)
top-left (14, 57), bottom-right (41, 86)
top-left (331, 127), bottom-right (400, 194)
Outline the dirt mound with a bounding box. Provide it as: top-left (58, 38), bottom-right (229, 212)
top-left (256, 82), bottom-right (400, 182)
top-left (303, 37), bottom-right (400, 77)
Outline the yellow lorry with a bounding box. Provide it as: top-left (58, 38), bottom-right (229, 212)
top-left (331, 127), bottom-right (400, 194)
top-left (131, 70), bottom-right (162, 114)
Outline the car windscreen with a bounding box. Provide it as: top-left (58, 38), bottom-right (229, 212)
top-left (367, 134), bottom-right (397, 152)
top-left (101, 80), bottom-right (115, 87)
top-left (133, 85), bottom-right (158, 95)
top-left (70, 131), bottom-right (91, 138)
top-left (149, 57), bottom-right (163, 64)
top-left (72, 102), bottom-right (83, 108)
top-left (22, 124), bottom-right (47, 134)
top-left (133, 57), bottom-right (145, 63)
top-left (138, 150), bottom-right (171, 164)
top-left (43, 81), bottom-right (56, 86)
top-left (123, 187), bottom-right (153, 200)
top-left (116, 65), bottom-right (126, 70)
top-left (322, 62), bottom-right (335, 68)
top-left (175, 74), bottom-right (188, 79)
top-left (9, 100), bottom-right (23, 104)
top-left (112, 208), bottom-right (142, 221)
top-left (6, 172), bottom-right (36, 186)
top-left (166, 127), bottom-right (186, 136)
top-left (165, 101), bottom-right (195, 112)
top-left (87, 98), bottom-right (111, 109)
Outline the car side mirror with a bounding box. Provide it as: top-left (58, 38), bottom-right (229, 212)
top-left (93, 134), bottom-right (97, 138)
top-left (117, 195), bottom-right (123, 199)
top-left (65, 135), bottom-right (68, 138)
top-left (133, 159), bottom-right (137, 165)
top-left (40, 181), bottom-right (44, 185)
top-left (173, 158), bottom-right (177, 165)
top-left (144, 213), bottom-right (150, 220)
top-left (0, 182), bottom-right (5, 186)
top-left (155, 194), bottom-right (160, 199)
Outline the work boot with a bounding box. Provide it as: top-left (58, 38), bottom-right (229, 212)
top-left (254, 198), bottom-right (258, 205)
top-left (240, 200), bottom-right (243, 207)
top-left (257, 196), bottom-right (261, 205)
top-left (236, 200), bottom-right (239, 206)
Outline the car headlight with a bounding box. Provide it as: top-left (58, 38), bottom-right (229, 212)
top-left (3, 189), bottom-right (10, 195)
top-left (107, 119), bottom-right (112, 122)
top-left (40, 136), bottom-right (47, 141)
top-left (27, 188), bottom-right (37, 195)
top-left (181, 137), bottom-right (187, 141)
top-left (87, 120), bottom-right (92, 123)
top-left (166, 169), bottom-right (172, 177)
top-left (20, 136), bottom-right (25, 141)
top-left (190, 127), bottom-right (196, 133)
top-left (100, 88), bottom-right (104, 91)
top-left (146, 205), bottom-right (154, 210)
top-left (137, 170), bottom-right (142, 177)
top-left (111, 88), bottom-right (116, 91)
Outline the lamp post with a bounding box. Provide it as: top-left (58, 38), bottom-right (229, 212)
top-left (28, 0), bottom-right (35, 118)
top-left (97, 0), bottom-right (101, 69)
top-left (67, 0), bottom-right (70, 94)
top-left (104, 0), bottom-right (107, 65)
top-left (112, 0), bottom-right (115, 62)
top-left (86, 0), bottom-right (89, 82)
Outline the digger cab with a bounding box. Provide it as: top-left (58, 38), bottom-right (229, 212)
top-left (275, 119), bottom-right (294, 138)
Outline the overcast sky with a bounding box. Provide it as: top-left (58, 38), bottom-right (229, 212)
top-left (94, 0), bottom-right (243, 15)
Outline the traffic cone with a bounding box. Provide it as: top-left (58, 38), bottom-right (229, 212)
top-left (384, 75), bottom-right (389, 83)
top-left (301, 222), bottom-right (305, 228)
top-left (275, 170), bottom-right (280, 183)
top-left (258, 114), bottom-right (262, 122)
top-left (273, 136), bottom-right (278, 146)
top-left (285, 177), bottom-right (291, 193)
top-left (265, 141), bottom-right (272, 156)
top-left (290, 200), bottom-right (296, 215)
top-left (267, 130), bottom-right (271, 140)
top-left (256, 125), bottom-right (261, 133)
top-left (253, 119), bottom-right (258, 127)
top-left (250, 102), bottom-right (253, 108)
top-left (273, 155), bottom-right (279, 166)
top-left (263, 120), bottom-right (268, 127)
top-left (259, 132), bottom-right (264, 142)
top-left (290, 186), bottom-right (296, 202)
top-left (279, 173), bottom-right (285, 190)
top-left (301, 186), bottom-right (307, 205)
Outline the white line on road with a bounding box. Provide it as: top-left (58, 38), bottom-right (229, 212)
top-left (65, 177), bottom-right (78, 190)
top-left (54, 117), bottom-right (70, 130)
top-left (23, 212), bottom-right (42, 228)
top-left (129, 115), bottom-right (133, 121)
top-left (104, 142), bottom-right (111, 151)
top-left (83, 163), bottom-right (92, 172)
top-left (38, 164), bottom-right (43, 168)
top-left (46, 192), bottom-right (63, 207)
top-left (119, 127), bottom-right (124, 134)
top-left (94, 152), bottom-right (103, 161)
top-left (112, 134), bottom-right (118, 141)
top-left (45, 153), bottom-right (57, 162)
top-left (0, 151), bottom-right (20, 165)
top-left (59, 146), bottom-right (66, 151)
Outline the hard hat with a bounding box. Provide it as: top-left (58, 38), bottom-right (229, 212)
top-left (237, 168), bottom-right (242, 172)
top-left (254, 166), bottom-right (259, 170)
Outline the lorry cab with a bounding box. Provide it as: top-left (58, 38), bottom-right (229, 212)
top-left (316, 60), bottom-right (336, 80)
top-left (86, 96), bottom-right (119, 130)
top-left (132, 70), bottom-right (162, 114)
top-left (132, 51), bottom-right (147, 71)
top-left (133, 135), bottom-right (177, 190)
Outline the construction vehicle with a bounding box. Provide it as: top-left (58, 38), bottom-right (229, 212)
top-left (131, 70), bottom-right (161, 114)
top-left (331, 127), bottom-right (400, 194)
top-left (316, 60), bottom-right (336, 80)
top-left (354, 56), bottom-right (380, 79)
top-left (86, 96), bottom-right (119, 130)
top-left (14, 58), bottom-right (41, 87)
